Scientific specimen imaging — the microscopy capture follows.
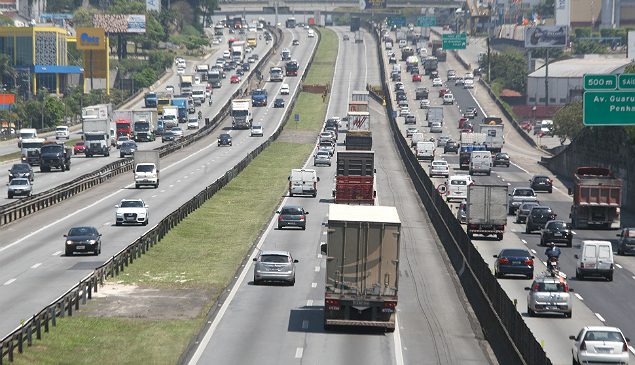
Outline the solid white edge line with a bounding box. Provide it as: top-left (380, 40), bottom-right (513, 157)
top-left (30, 263), bottom-right (42, 269)
top-left (629, 346), bottom-right (635, 356)
top-left (594, 313), bottom-right (606, 322)
top-left (393, 316), bottom-right (405, 365)
top-left (306, 299), bottom-right (313, 307)
top-left (3, 278), bottom-right (16, 286)
top-left (615, 263), bottom-right (622, 269)
top-left (521, 239), bottom-right (527, 244)
top-left (574, 293), bottom-right (584, 301)
top-left (186, 29), bottom-right (319, 365)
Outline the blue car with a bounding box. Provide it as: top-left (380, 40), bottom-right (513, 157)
top-left (274, 98), bottom-right (285, 108)
top-left (493, 248), bottom-right (534, 279)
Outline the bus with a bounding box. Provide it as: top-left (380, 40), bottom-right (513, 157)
top-left (247, 31), bottom-right (257, 48)
top-left (157, 94), bottom-right (172, 115)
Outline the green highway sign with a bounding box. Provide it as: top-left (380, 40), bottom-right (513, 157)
top-left (618, 74), bottom-right (635, 90)
top-left (387, 16), bottom-right (406, 28)
top-left (583, 91), bottom-right (635, 126)
top-left (416, 16), bottom-right (436, 27)
top-left (442, 33), bottom-right (467, 50)
top-left (583, 74), bottom-right (617, 90)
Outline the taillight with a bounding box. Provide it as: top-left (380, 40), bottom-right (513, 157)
top-left (278, 216), bottom-right (284, 221)
top-left (499, 258), bottom-right (510, 264)
top-left (384, 301), bottom-right (397, 309)
top-left (299, 216), bottom-right (305, 221)
top-left (623, 342), bottom-right (628, 352)
top-left (532, 283), bottom-right (540, 291)
top-left (325, 299), bottom-right (340, 310)
top-left (580, 341), bottom-right (586, 351)
top-left (524, 259), bottom-right (534, 265)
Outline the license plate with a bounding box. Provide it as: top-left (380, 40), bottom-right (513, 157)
top-left (596, 348), bottom-right (612, 354)
top-left (545, 306), bottom-right (557, 310)
top-left (76, 245), bottom-right (85, 250)
top-left (554, 233), bottom-right (562, 237)
top-left (353, 300), bottom-right (369, 306)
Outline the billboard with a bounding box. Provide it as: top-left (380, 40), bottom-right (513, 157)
top-left (525, 26), bottom-right (568, 48)
top-left (93, 14), bottom-right (146, 34)
top-left (146, 0), bottom-right (160, 12)
top-left (76, 28), bottom-right (106, 50)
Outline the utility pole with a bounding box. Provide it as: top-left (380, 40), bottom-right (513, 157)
top-left (545, 48), bottom-right (549, 107)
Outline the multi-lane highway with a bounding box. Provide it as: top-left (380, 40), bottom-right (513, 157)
top-left (382, 30), bottom-right (635, 365)
top-left (0, 27), bottom-right (271, 204)
top-left (186, 26), bottom-right (493, 365)
top-left (0, 25), bottom-right (316, 336)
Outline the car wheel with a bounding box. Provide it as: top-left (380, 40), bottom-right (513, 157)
top-left (515, 217), bottom-right (520, 224)
top-left (576, 269), bottom-right (583, 280)
top-left (116, 221), bottom-right (121, 226)
top-left (508, 208), bottom-right (514, 215)
top-left (8, 193), bottom-right (12, 199)
top-left (567, 240), bottom-right (572, 248)
top-left (527, 307), bottom-right (534, 317)
top-left (565, 311), bottom-right (572, 318)
top-left (120, 154), bottom-right (124, 158)
top-left (253, 275), bottom-right (260, 285)
top-left (290, 276), bottom-right (295, 286)
top-left (278, 224), bottom-right (283, 230)
top-left (289, 192), bottom-right (293, 197)
top-left (548, 189), bottom-right (553, 193)
top-left (143, 218), bottom-right (148, 226)
top-left (65, 249), bottom-right (73, 256)
top-left (494, 270), bottom-right (501, 278)
top-left (526, 225), bottom-right (531, 234)
top-left (135, 184), bottom-right (140, 189)
top-left (607, 272), bottom-right (614, 282)
top-left (302, 225), bottom-right (306, 230)
top-left (573, 356), bottom-right (579, 365)
top-left (527, 273), bottom-right (533, 280)
top-left (496, 234), bottom-right (503, 241)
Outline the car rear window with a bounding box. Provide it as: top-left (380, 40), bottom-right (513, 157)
top-left (547, 221), bottom-right (566, 230)
top-left (450, 179), bottom-right (467, 185)
top-left (515, 189), bottom-right (535, 196)
top-left (260, 254), bottom-right (291, 263)
top-left (500, 249), bottom-right (529, 257)
top-left (534, 176), bottom-right (550, 182)
top-left (281, 207), bottom-right (303, 215)
top-left (520, 203), bottom-right (539, 210)
top-left (531, 208), bottom-right (552, 215)
top-left (584, 331), bottom-right (624, 342)
top-left (534, 281), bottom-right (567, 292)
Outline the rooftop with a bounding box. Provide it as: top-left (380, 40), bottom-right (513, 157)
top-left (528, 57), bottom-right (633, 78)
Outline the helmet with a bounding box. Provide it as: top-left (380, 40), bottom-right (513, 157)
top-left (550, 242), bottom-right (556, 248)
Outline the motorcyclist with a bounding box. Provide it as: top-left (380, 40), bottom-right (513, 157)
top-left (545, 243), bottom-right (561, 260)
top-left (208, 97), bottom-right (212, 106)
top-left (198, 110), bottom-right (203, 120)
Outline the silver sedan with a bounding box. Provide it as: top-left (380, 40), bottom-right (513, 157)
top-left (253, 250), bottom-right (298, 285)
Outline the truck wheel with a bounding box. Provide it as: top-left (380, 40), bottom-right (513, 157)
top-left (576, 269), bottom-right (583, 280)
top-left (8, 193), bottom-right (12, 199)
top-left (105, 151), bottom-right (110, 157)
top-left (135, 184), bottom-right (140, 189)
top-left (607, 272), bottom-right (614, 282)
top-left (65, 249), bottom-right (72, 256)
top-left (525, 226), bottom-right (531, 234)
top-left (496, 234), bottom-right (503, 240)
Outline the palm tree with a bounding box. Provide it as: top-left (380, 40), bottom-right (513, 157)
top-left (0, 54), bottom-right (17, 91)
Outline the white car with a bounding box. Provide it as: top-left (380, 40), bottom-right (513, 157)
top-left (464, 72), bottom-right (474, 79)
top-left (166, 85), bottom-right (175, 93)
top-left (464, 78), bottom-right (474, 89)
top-left (223, 50), bottom-right (231, 59)
top-left (398, 39), bottom-right (407, 48)
top-left (171, 127), bottom-right (184, 138)
top-left (430, 121), bottom-right (443, 133)
top-left (442, 93), bottom-right (455, 105)
top-left (116, 135), bottom-right (130, 149)
top-left (115, 199), bottom-right (149, 226)
top-left (570, 326), bottom-right (630, 365)
top-left (187, 117), bottom-right (199, 129)
top-left (176, 67), bottom-right (185, 75)
top-left (419, 99), bottom-right (430, 109)
top-left (55, 126), bottom-right (70, 140)
top-left (212, 38), bottom-right (220, 45)
top-left (399, 107), bottom-right (411, 117)
top-left (432, 78), bottom-right (443, 87)
top-left (280, 83), bottom-right (290, 95)
top-left (251, 123), bottom-right (264, 137)
top-left (429, 160), bottom-right (450, 177)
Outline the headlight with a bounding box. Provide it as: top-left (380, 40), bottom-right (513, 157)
top-left (66, 240), bottom-right (73, 245)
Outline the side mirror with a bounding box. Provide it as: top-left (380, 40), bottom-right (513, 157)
top-left (99, 234), bottom-right (102, 236)
top-left (252, 258), bottom-right (257, 261)
top-left (317, 177), bottom-right (320, 182)
top-left (293, 259), bottom-right (299, 263)
top-left (63, 234), bottom-right (67, 237)
top-left (275, 211), bottom-right (280, 214)
top-left (569, 335), bottom-right (576, 340)
top-left (115, 205), bottom-right (119, 208)
top-left (574, 254), bottom-right (579, 259)
top-left (287, 176), bottom-right (291, 181)
top-left (626, 337), bottom-right (631, 342)
top-left (568, 288), bottom-right (574, 292)
top-left (305, 211), bottom-right (309, 215)
top-left (492, 255), bottom-right (498, 258)
top-left (320, 242), bottom-right (327, 255)
top-left (530, 256), bottom-right (535, 259)
top-left (524, 287), bottom-right (530, 291)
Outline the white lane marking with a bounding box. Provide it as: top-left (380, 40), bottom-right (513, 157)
top-left (629, 346), bottom-right (635, 356)
top-left (542, 261), bottom-right (547, 266)
top-left (595, 313), bottom-right (606, 322)
top-left (311, 282), bottom-right (317, 288)
top-left (530, 249), bottom-right (536, 254)
top-left (574, 293), bottom-right (584, 301)
top-left (152, 195), bottom-right (158, 198)
top-left (317, 254), bottom-right (322, 259)
top-left (306, 299), bottom-right (313, 307)
top-left (632, 276), bottom-right (635, 280)
top-left (160, 190), bottom-right (166, 193)
top-left (52, 251), bottom-right (62, 256)
top-left (30, 263), bottom-right (42, 269)
top-left (571, 230), bottom-right (577, 235)
top-left (521, 239), bottom-right (528, 244)
top-left (615, 263), bottom-right (623, 269)
top-left (507, 182), bottom-right (511, 186)
top-left (177, 180), bottom-right (181, 183)
top-left (295, 347), bottom-right (303, 359)
top-left (510, 161), bottom-right (530, 174)
top-left (302, 320), bottom-right (309, 330)
top-left (3, 278), bottom-right (16, 285)
top-left (393, 316), bottom-right (405, 365)
top-left (322, 231), bottom-right (327, 235)
top-left (315, 266), bottom-right (320, 272)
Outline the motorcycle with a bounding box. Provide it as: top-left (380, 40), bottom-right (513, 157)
top-left (547, 256), bottom-right (559, 275)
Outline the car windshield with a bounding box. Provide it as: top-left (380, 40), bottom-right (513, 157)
top-left (280, 207), bottom-right (303, 215)
top-left (532, 208), bottom-right (552, 215)
top-left (10, 179), bottom-right (28, 186)
top-left (451, 179), bottom-right (467, 185)
top-left (547, 221), bottom-right (567, 230)
top-left (260, 254), bottom-right (291, 263)
top-left (515, 189), bottom-right (535, 197)
top-left (497, 154), bottom-right (509, 158)
top-left (584, 331), bottom-right (624, 342)
top-left (136, 165), bottom-right (155, 173)
top-left (68, 227), bottom-right (97, 236)
top-left (534, 281), bottom-right (567, 292)
top-left (521, 203), bottom-right (539, 211)
top-left (122, 142), bottom-right (136, 148)
top-left (500, 249), bottom-right (529, 257)
top-left (121, 200), bottom-right (144, 208)
top-left (12, 164), bottom-right (30, 172)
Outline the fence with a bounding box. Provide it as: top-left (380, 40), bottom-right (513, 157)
top-left (369, 22), bottom-right (552, 365)
top-left (0, 28), bottom-right (282, 228)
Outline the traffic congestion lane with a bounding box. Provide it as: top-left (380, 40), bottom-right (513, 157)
top-left (0, 29), bottom-right (272, 205)
top-left (189, 26), bottom-right (404, 365)
top-left (0, 27), bottom-right (315, 336)
top-left (382, 36), bottom-right (635, 364)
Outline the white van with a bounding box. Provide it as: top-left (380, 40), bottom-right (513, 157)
top-left (445, 175), bottom-right (473, 202)
top-left (55, 126), bottom-right (70, 140)
top-left (18, 128), bottom-right (37, 147)
top-left (416, 141), bottom-right (435, 161)
top-left (411, 132), bottom-right (425, 147)
top-left (280, 83), bottom-right (290, 95)
top-left (307, 29), bottom-right (315, 38)
top-left (575, 240), bottom-right (614, 281)
top-left (288, 169), bottom-right (320, 197)
top-left (391, 64), bottom-right (401, 75)
top-left (469, 150), bottom-right (492, 176)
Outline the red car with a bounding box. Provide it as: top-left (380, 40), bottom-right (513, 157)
top-left (230, 75), bottom-right (240, 84)
top-left (438, 88), bottom-right (449, 97)
top-left (74, 141), bottom-right (86, 155)
top-left (458, 117), bottom-right (468, 129)
top-left (412, 73), bottom-right (422, 82)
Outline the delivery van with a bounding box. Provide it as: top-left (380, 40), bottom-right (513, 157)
top-left (415, 141), bottom-right (435, 161)
top-left (575, 240), bottom-right (614, 281)
top-left (288, 169), bottom-right (320, 197)
top-left (469, 150), bottom-right (492, 176)
top-left (445, 175), bottom-right (473, 202)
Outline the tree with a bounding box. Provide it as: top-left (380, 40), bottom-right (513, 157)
top-left (553, 101), bottom-right (584, 144)
top-left (0, 54), bottom-right (17, 90)
top-left (489, 51), bottom-right (527, 92)
top-left (573, 40), bottom-right (607, 55)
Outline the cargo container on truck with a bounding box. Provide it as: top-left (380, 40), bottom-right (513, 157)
top-left (144, 92), bottom-right (157, 108)
top-left (347, 111), bottom-right (370, 131)
top-left (132, 110), bottom-right (156, 142)
top-left (179, 75), bottom-right (193, 96)
top-left (423, 56), bottom-right (438, 75)
top-left (478, 124), bottom-right (504, 153)
top-left (345, 131), bottom-right (372, 150)
top-left (230, 99), bottom-right (253, 129)
top-left (134, 151), bottom-right (160, 188)
top-left (334, 151), bottom-right (375, 204)
top-left (209, 70), bottom-right (222, 88)
top-left (322, 204), bottom-right (401, 331)
top-left (247, 31), bottom-right (257, 47)
top-left (83, 119), bottom-right (111, 157)
top-left (459, 144), bottom-right (487, 170)
top-left (466, 184), bottom-right (508, 240)
top-left (351, 90), bottom-right (369, 102)
top-left (348, 101), bottom-right (369, 113)
top-left (170, 98), bottom-right (188, 122)
top-left (285, 60), bottom-right (299, 76)
top-left (460, 132), bottom-right (486, 146)
top-left (569, 167), bottom-right (622, 229)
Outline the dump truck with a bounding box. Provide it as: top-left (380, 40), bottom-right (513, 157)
top-left (569, 167), bottom-right (622, 229)
top-left (230, 99), bottom-right (252, 129)
top-left (333, 151), bottom-right (375, 205)
top-left (179, 74), bottom-right (193, 96)
top-left (134, 151), bottom-right (160, 189)
top-left (348, 101), bottom-right (369, 113)
top-left (423, 56), bottom-right (438, 75)
top-left (426, 106), bottom-right (443, 126)
top-left (322, 204), bottom-right (401, 331)
top-left (132, 110), bottom-right (156, 142)
top-left (466, 184), bottom-right (509, 240)
top-left (39, 142), bottom-right (72, 172)
top-left (351, 90), bottom-right (369, 102)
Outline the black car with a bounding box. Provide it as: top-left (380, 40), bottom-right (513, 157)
top-left (464, 106), bottom-right (478, 119)
top-left (389, 55), bottom-right (397, 64)
top-left (162, 131), bottom-right (175, 143)
top-left (540, 220), bottom-right (572, 247)
top-left (530, 175), bottom-right (553, 193)
top-left (493, 152), bottom-right (510, 167)
top-left (396, 91), bottom-right (407, 102)
top-left (617, 227), bottom-right (635, 255)
top-left (120, 141), bottom-right (137, 158)
top-left (325, 118), bottom-right (339, 134)
top-left (276, 205), bottom-right (308, 230)
top-left (473, 67), bottom-right (483, 76)
top-left (526, 206), bottom-right (557, 233)
top-left (274, 98), bottom-right (285, 108)
top-left (493, 248), bottom-right (534, 279)
top-left (444, 140), bottom-right (459, 153)
top-left (429, 70), bottom-right (439, 79)
top-left (242, 63), bottom-right (250, 71)
top-left (64, 226), bottom-right (102, 256)
top-left (8, 163), bottom-right (34, 182)
top-left (218, 133), bottom-right (232, 146)
top-left (415, 87), bottom-right (429, 100)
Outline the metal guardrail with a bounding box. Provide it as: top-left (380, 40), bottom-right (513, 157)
top-left (0, 25), bottom-right (296, 363)
top-left (0, 29), bottom-right (282, 228)
top-left (369, 22), bottom-right (551, 365)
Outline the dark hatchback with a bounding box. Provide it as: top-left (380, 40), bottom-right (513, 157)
top-left (493, 152), bottom-right (510, 167)
top-left (276, 206), bottom-right (308, 230)
top-left (529, 175), bottom-right (553, 193)
top-left (464, 106), bottom-right (478, 119)
top-left (617, 228), bottom-right (635, 255)
top-left (274, 98), bottom-right (285, 108)
top-left (218, 133), bottom-right (232, 146)
top-left (493, 248), bottom-right (534, 279)
top-left (540, 220), bottom-right (573, 247)
top-left (515, 202), bottom-right (540, 224)
top-left (8, 163), bottom-right (34, 182)
top-left (444, 140), bottom-right (459, 153)
top-left (526, 206), bottom-right (557, 233)
top-left (64, 226), bottom-right (102, 256)
top-left (162, 131), bottom-right (175, 143)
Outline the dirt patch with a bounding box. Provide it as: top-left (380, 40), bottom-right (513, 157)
top-left (82, 283), bottom-right (213, 320)
top-left (277, 129), bottom-right (319, 144)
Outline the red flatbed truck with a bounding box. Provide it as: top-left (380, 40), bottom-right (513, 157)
top-left (569, 167), bottom-right (622, 229)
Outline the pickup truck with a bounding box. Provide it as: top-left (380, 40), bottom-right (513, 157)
top-left (507, 187), bottom-right (538, 215)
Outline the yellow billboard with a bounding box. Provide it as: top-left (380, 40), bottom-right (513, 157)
top-left (76, 28), bottom-right (106, 50)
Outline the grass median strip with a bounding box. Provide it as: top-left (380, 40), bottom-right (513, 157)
top-left (10, 27), bottom-right (337, 365)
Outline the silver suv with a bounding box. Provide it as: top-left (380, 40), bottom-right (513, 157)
top-left (525, 274), bottom-right (573, 318)
top-left (253, 250), bottom-right (298, 285)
